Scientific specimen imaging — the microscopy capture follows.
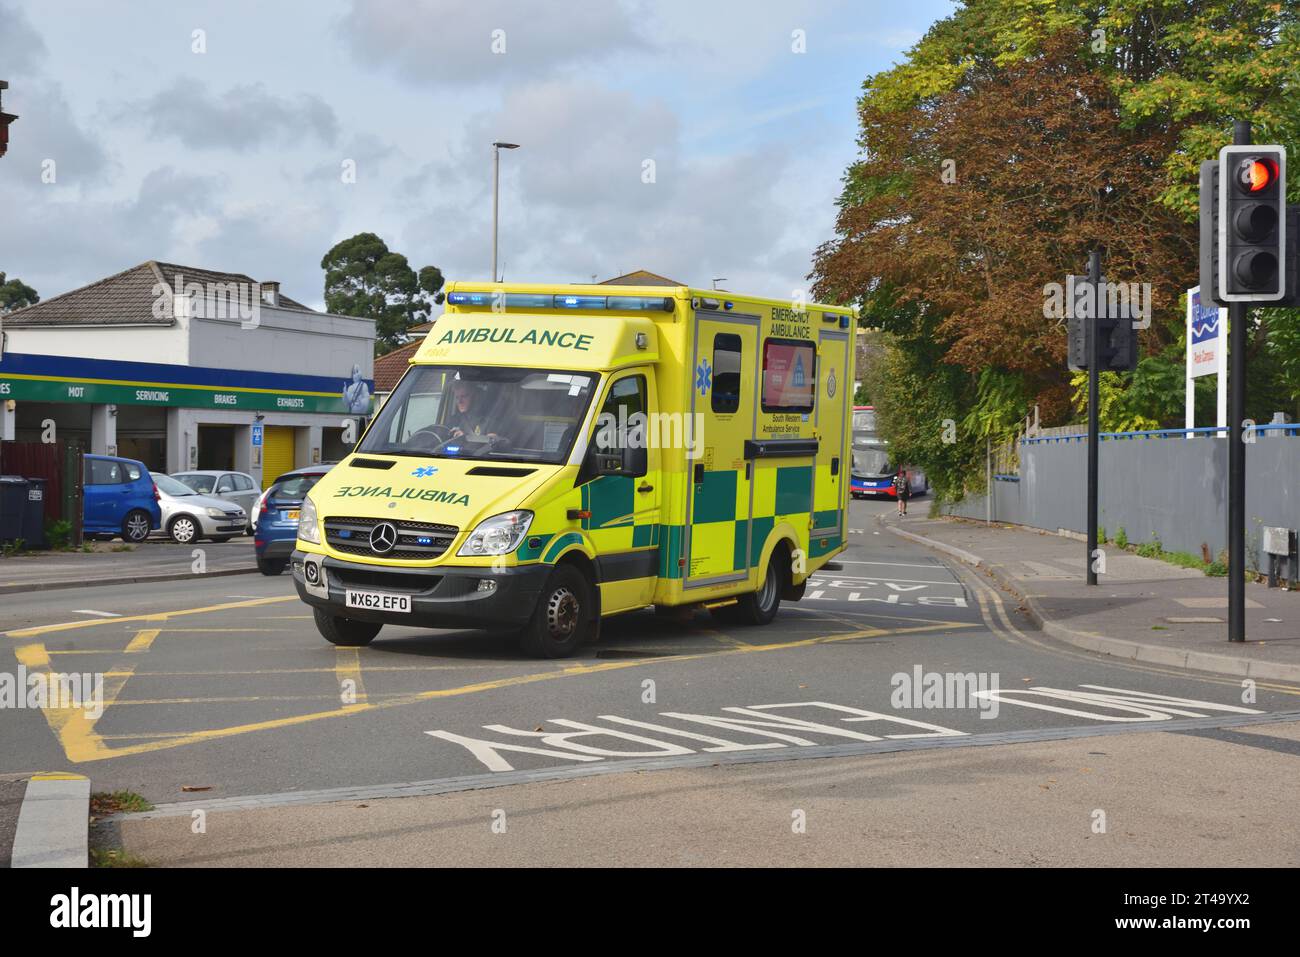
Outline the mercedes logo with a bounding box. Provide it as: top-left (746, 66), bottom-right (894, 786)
top-left (369, 521), bottom-right (398, 554)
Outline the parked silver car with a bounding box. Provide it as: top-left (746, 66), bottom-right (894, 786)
top-left (154, 474), bottom-right (247, 544)
top-left (173, 469), bottom-right (262, 533)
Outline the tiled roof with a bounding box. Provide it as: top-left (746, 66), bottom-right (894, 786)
top-left (153, 261), bottom-right (314, 312)
top-left (4, 260), bottom-right (317, 327)
top-left (600, 270), bottom-right (682, 286)
top-left (373, 337), bottom-right (425, 393)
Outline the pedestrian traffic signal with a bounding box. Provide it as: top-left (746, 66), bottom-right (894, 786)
top-left (1065, 276), bottom-right (1139, 373)
top-left (1201, 145), bottom-right (1288, 303)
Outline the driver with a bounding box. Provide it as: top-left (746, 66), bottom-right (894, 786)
top-left (445, 380), bottom-right (498, 440)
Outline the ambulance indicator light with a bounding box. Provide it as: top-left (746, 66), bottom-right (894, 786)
top-left (606, 295), bottom-right (674, 311)
top-left (446, 292), bottom-right (491, 306)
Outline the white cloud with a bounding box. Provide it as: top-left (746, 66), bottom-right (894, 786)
top-left (396, 79), bottom-right (833, 297)
top-left (0, 0), bottom-right (47, 73)
top-left (338, 0), bottom-right (650, 86)
top-left (126, 78), bottom-right (340, 150)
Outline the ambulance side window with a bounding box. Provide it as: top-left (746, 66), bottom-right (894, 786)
top-left (712, 334), bottom-right (742, 414)
top-left (595, 376), bottom-right (646, 450)
top-left (761, 338), bottom-right (817, 413)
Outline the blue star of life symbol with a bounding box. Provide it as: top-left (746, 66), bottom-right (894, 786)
top-left (411, 465), bottom-right (439, 478)
top-left (695, 358), bottom-right (712, 395)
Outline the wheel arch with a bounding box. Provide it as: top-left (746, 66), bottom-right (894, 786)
top-left (755, 523), bottom-right (802, 589)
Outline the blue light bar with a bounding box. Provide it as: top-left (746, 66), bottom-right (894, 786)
top-left (446, 292), bottom-right (675, 312)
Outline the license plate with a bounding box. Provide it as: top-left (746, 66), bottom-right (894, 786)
top-left (345, 589), bottom-right (411, 613)
top-left (285, 510), bottom-right (300, 521)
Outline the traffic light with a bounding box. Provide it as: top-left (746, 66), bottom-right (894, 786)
top-left (1201, 145), bottom-right (1287, 304)
top-left (1066, 275), bottom-right (1138, 373)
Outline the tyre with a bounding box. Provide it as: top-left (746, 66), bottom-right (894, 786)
top-left (313, 607), bottom-right (381, 647)
top-left (121, 509), bottom-right (152, 543)
top-left (167, 514), bottom-right (200, 544)
top-left (518, 564), bottom-right (596, 658)
top-left (733, 553), bottom-right (784, 626)
top-left (257, 556), bottom-right (287, 576)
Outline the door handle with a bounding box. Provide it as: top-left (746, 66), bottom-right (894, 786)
top-left (637, 483), bottom-right (654, 494)
top-left (693, 463), bottom-right (704, 484)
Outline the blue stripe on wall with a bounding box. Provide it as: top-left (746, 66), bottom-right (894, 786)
top-left (0, 352), bottom-right (373, 394)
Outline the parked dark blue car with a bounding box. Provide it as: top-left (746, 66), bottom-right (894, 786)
top-left (254, 463), bottom-right (334, 575)
top-left (83, 454), bottom-right (162, 542)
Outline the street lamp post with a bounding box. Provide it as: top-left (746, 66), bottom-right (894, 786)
top-left (491, 141), bottom-right (520, 281)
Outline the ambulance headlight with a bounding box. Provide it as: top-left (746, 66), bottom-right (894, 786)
top-left (297, 495), bottom-right (321, 545)
top-left (458, 510), bottom-right (533, 556)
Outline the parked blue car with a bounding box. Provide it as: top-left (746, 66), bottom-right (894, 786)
top-left (83, 454), bottom-right (162, 543)
top-left (254, 463), bottom-right (334, 575)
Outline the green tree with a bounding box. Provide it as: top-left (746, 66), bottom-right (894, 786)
top-left (814, 0), bottom-right (1300, 496)
top-left (321, 233), bottom-right (444, 354)
top-left (0, 272), bottom-right (39, 314)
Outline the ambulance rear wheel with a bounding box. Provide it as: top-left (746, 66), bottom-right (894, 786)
top-left (734, 556), bottom-right (783, 626)
top-left (519, 564), bottom-right (595, 658)
top-left (313, 608), bottom-right (382, 646)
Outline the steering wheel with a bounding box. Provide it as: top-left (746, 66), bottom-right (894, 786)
top-left (407, 424), bottom-right (453, 451)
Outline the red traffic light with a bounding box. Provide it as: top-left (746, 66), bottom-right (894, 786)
top-left (1236, 156), bottom-right (1278, 193)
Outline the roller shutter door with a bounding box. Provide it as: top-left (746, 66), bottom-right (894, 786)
top-left (262, 427), bottom-right (297, 486)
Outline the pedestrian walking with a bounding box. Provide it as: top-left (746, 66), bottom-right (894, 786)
top-left (893, 468), bottom-right (911, 516)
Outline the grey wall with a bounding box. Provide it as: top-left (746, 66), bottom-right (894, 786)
top-left (950, 434), bottom-right (1300, 569)
top-left (189, 306), bottom-right (376, 380)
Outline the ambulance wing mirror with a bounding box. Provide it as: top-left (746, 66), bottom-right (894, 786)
top-left (589, 444), bottom-right (646, 479)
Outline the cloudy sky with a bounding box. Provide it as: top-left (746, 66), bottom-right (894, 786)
top-left (0, 0), bottom-right (954, 309)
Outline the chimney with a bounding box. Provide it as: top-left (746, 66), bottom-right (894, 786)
top-left (260, 281), bottom-right (280, 307)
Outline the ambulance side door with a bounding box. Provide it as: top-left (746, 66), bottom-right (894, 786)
top-left (685, 312), bottom-right (758, 589)
top-left (583, 369), bottom-right (661, 611)
top-left (812, 319), bottom-right (852, 554)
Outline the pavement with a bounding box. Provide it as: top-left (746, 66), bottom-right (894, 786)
top-left (99, 720), bottom-right (1300, 867)
top-left (881, 511), bottom-right (1300, 681)
top-left (0, 776), bottom-right (28, 869)
top-left (0, 538), bottom-right (257, 594)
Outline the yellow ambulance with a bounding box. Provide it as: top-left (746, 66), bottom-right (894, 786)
top-left (292, 283), bottom-right (856, 657)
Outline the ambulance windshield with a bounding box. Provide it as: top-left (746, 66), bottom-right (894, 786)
top-left (360, 365), bottom-right (599, 464)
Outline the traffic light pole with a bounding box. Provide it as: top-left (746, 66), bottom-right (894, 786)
top-left (1086, 249), bottom-right (1100, 587)
top-left (1227, 120), bottom-right (1250, 642)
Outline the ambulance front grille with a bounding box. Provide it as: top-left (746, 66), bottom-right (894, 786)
top-left (324, 516), bottom-right (459, 560)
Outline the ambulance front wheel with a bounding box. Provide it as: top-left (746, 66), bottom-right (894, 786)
top-left (519, 564), bottom-right (596, 658)
top-left (313, 608), bottom-right (382, 647)
top-left (733, 555), bottom-right (784, 626)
